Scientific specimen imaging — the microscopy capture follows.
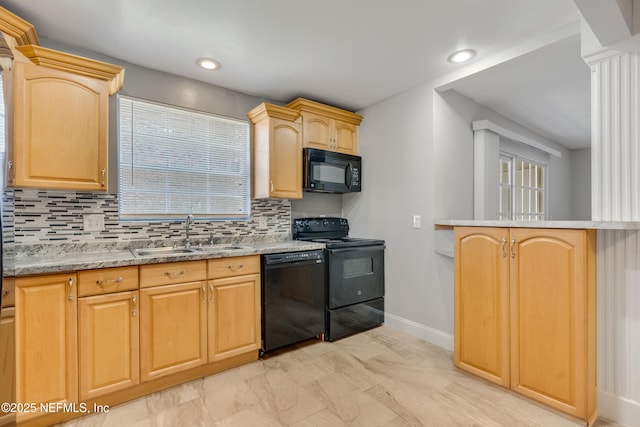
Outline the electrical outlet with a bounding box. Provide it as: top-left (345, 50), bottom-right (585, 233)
top-left (83, 214), bottom-right (105, 232)
top-left (412, 215), bottom-right (421, 229)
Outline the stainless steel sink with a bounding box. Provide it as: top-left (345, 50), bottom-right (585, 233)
top-left (131, 247), bottom-right (198, 257)
top-left (193, 244), bottom-right (252, 252)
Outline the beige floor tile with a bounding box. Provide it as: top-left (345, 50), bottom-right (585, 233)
top-left (56, 326), bottom-right (616, 427)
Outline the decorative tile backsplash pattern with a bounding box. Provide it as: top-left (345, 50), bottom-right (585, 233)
top-left (6, 188), bottom-right (291, 255)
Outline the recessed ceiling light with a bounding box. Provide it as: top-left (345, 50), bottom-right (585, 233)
top-left (196, 58), bottom-right (221, 70)
top-left (447, 49), bottom-right (476, 64)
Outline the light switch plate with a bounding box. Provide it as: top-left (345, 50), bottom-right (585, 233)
top-left (83, 214), bottom-right (105, 232)
top-left (412, 215), bottom-right (421, 229)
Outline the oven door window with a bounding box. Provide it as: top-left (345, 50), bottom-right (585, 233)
top-left (328, 246), bottom-right (385, 309)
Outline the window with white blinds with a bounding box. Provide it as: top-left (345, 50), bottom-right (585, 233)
top-left (118, 96), bottom-right (250, 220)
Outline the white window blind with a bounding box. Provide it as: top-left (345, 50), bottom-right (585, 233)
top-left (118, 96), bottom-right (250, 220)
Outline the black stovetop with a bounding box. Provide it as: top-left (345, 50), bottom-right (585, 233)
top-left (292, 218), bottom-right (384, 248)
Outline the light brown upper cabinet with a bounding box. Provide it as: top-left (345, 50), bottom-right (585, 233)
top-left (0, 8), bottom-right (124, 191)
top-left (286, 98), bottom-right (362, 155)
top-left (454, 227), bottom-right (596, 424)
top-left (248, 103), bottom-right (303, 199)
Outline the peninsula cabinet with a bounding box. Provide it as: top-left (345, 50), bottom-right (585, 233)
top-left (15, 273), bottom-right (78, 422)
top-left (454, 227), bottom-right (596, 424)
top-left (207, 256), bottom-right (261, 362)
top-left (286, 97), bottom-right (363, 155)
top-left (248, 103), bottom-right (303, 199)
top-left (139, 261), bottom-right (208, 382)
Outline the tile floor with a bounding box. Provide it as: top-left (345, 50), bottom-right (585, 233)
top-left (58, 326), bottom-right (623, 427)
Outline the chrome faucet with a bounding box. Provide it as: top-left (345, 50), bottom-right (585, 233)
top-left (185, 214), bottom-right (194, 249)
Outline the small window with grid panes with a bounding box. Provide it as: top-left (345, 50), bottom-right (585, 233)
top-left (499, 154), bottom-right (546, 221)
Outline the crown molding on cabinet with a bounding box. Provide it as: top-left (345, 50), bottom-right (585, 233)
top-left (247, 103), bottom-right (301, 123)
top-left (0, 6), bottom-right (39, 46)
top-left (15, 44), bottom-right (124, 94)
top-left (286, 98), bottom-right (363, 125)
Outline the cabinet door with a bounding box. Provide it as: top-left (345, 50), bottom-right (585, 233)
top-left (140, 282), bottom-right (207, 381)
top-left (208, 274), bottom-right (261, 362)
top-left (270, 118), bottom-right (302, 199)
top-left (301, 111), bottom-right (332, 150)
top-left (0, 307), bottom-right (15, 424)
top-left (509, 228), bottom-right (595, 419)
top-left (12, 61), bottom-right (108, 191)
top-left (454, 227), bottom-right (509, 387)
top-left (15, 274), bottom-right (78, 420)
top-left (78, 291), bottom-right (139, 400)
top-left (333, 119), bottom-right (358, 154)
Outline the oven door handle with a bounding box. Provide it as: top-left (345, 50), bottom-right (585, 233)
top-left (327, 244), bottom-right (386, 254)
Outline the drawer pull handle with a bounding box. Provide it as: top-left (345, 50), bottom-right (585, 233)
top-left (96, 277), bottom-right (123, 286)
top-left (209, 283), bottom-right (214, 303)
top-left (101, 168), bottom-right (106, 187)
top-left (510, 239), bottom-right (516, 259)
top-left (68, 277), bottom-right (74, 301)
top-left (227, 264), bottom-right (244, 271)
top-left (131, 294), bottom-right (137, 317)
top-left (164, 270), bottom-right (185, 278)
top-left (201, 285), bottom-right (206, 304)
top-left (501, 237), bottom-right (507, 258)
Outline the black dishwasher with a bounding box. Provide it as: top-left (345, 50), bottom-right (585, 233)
top-left (261, 250), bottom-right (325, 354)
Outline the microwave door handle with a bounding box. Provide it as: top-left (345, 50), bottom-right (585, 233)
top-left (345, 162), bottom-right (352, 189)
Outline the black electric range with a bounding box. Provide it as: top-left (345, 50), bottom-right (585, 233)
top-left (293, 217), bottom-right (385, 341)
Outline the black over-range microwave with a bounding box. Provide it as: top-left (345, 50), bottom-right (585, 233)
top-left (303, 148), bottom-right (362, 193)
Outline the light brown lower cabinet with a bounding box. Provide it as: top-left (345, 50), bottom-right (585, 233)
top-left (15, 273), bottom-right (78, 422)
top-left (208, 256), bottom-right (261, 362)
top-left (140, 281), bottom-right (208, 381)
top-left (78, 291), bottom-right (140, 400)
top-left (454, 227), bottom-right (596, 424)
top-left (10, 256), bottom-right (261, 425)
top-left (0, 307), bottom-right (15, 425)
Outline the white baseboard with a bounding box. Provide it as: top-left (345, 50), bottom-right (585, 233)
top-left (598, 390), bottom-right (640, 427)
top-left (384, 313), bottom-right (454, 351)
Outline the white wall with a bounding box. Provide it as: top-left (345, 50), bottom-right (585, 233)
top-left (570, 147), bottom-right (591, 220)
top-left (343, 85), bottom-right (454, 348)
top-left (433, 89), bottom-right (575, 221)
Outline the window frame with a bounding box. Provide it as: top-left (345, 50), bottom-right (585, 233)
top-left (498, 152), bottom-right (547, 221)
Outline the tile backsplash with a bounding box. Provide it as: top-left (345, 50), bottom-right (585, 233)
top-left (5, 188), bottom-right (291, 255)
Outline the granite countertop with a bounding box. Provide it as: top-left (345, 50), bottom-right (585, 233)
top-left (434, 219), bottom-right (640, 229)
top-left (7, 240), bottom-right (325, 277)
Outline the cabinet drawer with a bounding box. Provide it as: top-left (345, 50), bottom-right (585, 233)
top-left (78, 266), bottom-right (139, 297)
top-left (208, 255), bottom-right (260, 278)
top-left (140, 260), bottom-right (207, 288)
top-left (1, 278), bottom-right (15, 308)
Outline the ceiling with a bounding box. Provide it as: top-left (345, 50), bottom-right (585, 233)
top-left (1, 0), bottom-right (589, 149)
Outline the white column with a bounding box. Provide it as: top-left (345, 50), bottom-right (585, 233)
top-left (589, 52), bottom-right (640, 220)
top-left (473, 129), bottom-right (500, 220)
